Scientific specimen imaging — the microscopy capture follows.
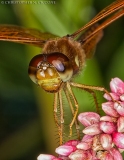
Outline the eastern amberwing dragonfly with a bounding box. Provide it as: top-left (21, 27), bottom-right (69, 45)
top-left (0, 0), bottom-right (124, 144)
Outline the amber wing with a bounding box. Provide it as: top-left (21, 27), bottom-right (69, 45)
top-left (77, 24), bottom-right (103, 59)
top-left (75, 0), bottom-right (124, 58)
top-left (0, 25), bottom-right (59, 47)
top-left (70, 0), bottom-right (124, 38)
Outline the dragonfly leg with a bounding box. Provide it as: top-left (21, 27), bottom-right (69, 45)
top-left (54, 92), bottom-right (64, 145)
top-left (70, 82), bottom-right (117, 104)
top-left (66, 82), bottom-right (80, 138)
top-left (64, 86), bottom-right (80, 140)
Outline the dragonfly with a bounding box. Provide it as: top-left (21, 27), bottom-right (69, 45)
top-left (0, 0), bottom-right (124, 144)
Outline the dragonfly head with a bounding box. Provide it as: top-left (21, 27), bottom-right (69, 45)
top-left (28, 52), bottom-right (73, 93)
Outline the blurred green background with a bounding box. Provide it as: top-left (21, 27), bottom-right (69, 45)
top-left (0, 0), bottom-right (124, 159)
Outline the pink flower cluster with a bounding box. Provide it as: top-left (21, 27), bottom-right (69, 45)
top-left (37, 77), bottom-right (124, 160)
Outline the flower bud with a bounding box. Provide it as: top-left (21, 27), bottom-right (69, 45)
top-left (37, 154), bottom-right (60, 160)
top-left (117, 117), bottom-right (124, 132)
top-left (114, 102), bottom-right (124, 116)
top-left (110, 78), bottom-right (124, 94)
top-left (78, 112), bottom-right (100, 127)
top-left (100, 134), bottom-right (112, 150)
top-left (64, 140), bottom-right (79, 146)
top-left (83, 123), bottom-right (101, 135)
top-left (112, 132), bottom-right (124, 149)
top-left (55, 145), bottom-right (76, 156)
top-left (99, 121), bottom-right (116, 134)
top-left (120, 94), bottom-right (124, 101)
top-left (109, 148), bottom-right (123, 160)
top-left (104, 92), bottom-right (119, 101)
top-left (102, 102), bottom-right (119, 117)
top-left (69, 150), bottom-right (92, 160)
top-left (100, 116), bottom-right (117, 122)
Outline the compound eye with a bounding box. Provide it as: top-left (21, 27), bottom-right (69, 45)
top-left (29, 54), bottom-right (45, 68)
top-left (47, 52), bottom-right (69, 72)
top-left (47, 52), bottom-right (73, 82)
top-left (52, 59), bottom-right (65, 72)
top-left (28, 54), bottom-right (46, 84)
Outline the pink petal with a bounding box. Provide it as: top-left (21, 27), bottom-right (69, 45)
top-left (110, 78), bottom-right (124, 94)
top-left (117, 117), bottom-right (124, 132)
top-left (104, 92), bottom-right (119, 101)
top-left (64, 140), bottom-right (79, 146)
top-left (114, 102), bottom-right (124, 116)
top-left (120, 94), bottom-right (124, 101)
top-left (100, 116), bottom-right (117, 122)
top-left (77, 135), bottom-right (93, 150)
top-left (58, 155), bottom-right (69, 159)
top-left (78, 112), bottom-right (100, 127)
top-left (83, 123), bottom-right (102, 135)
top-left (37, 154), bottom-right (60, 160)
top-left (69, 149), bottom-right (92, 160)
top-left (102, 102), bottom-right (119, 117)
top-left (55, 145), bottom-right (76, 156)
top-left (104, 152), bottom-right (114, 160)
top-left (109, 148), bottom-right (123, 160)
top-left (99, 121), bottom-right (116, 134)
top-left (78, 135), bottom-right (94, 150)
top-left (76, 141), bottom-right (91, 150)
top-left (100, 134), bottom-right (112, 150)
top-left (112, 132), bottom-right (124, 149)
top-left (81, 135), bottom-right (94, 142)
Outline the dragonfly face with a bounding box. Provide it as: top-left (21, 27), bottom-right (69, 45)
top-left (0, 0), bottom-right (124, 144)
